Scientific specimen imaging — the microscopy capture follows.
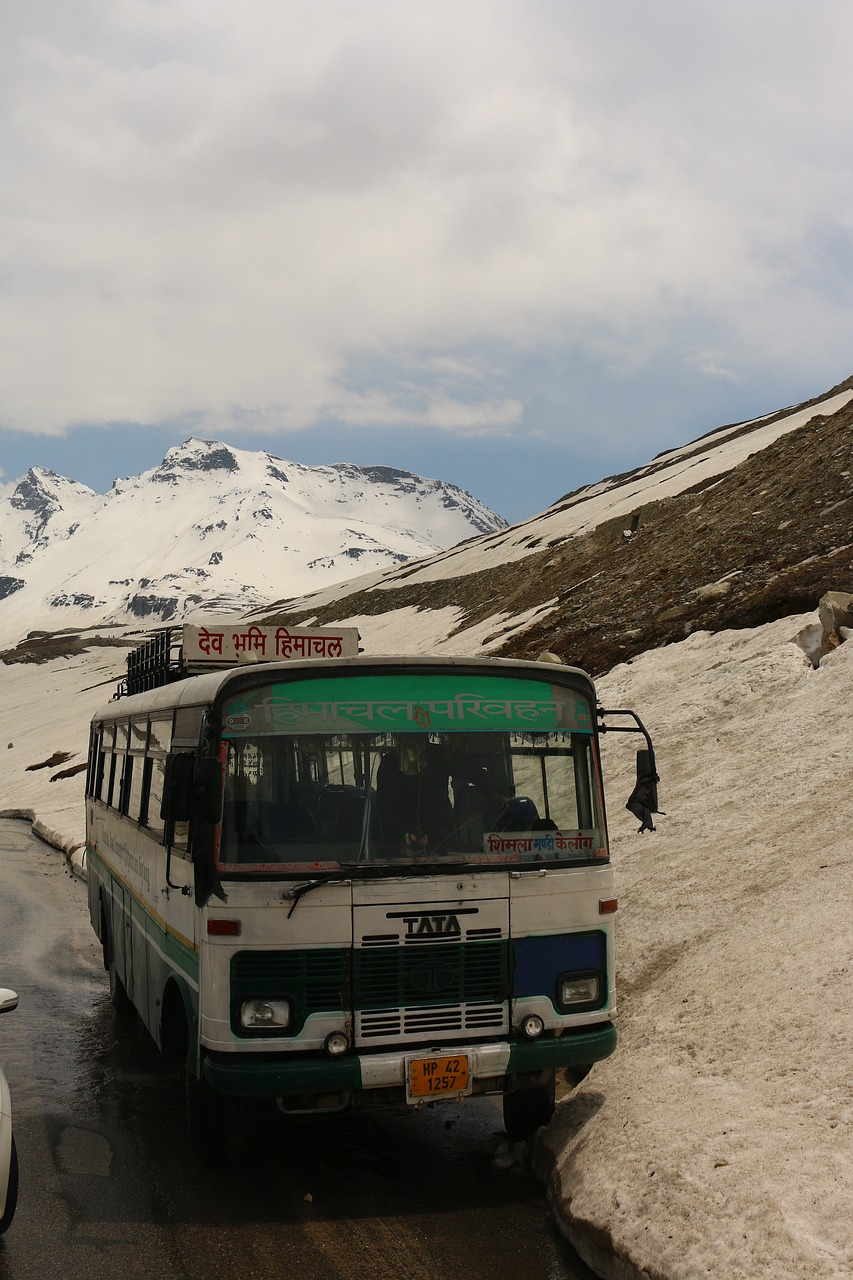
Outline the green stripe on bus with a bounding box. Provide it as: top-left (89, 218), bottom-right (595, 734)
top-left (87, 844), bottom-right (200, 984)
top-left (203, 1053), bottom-right (362, 1097)
top-left (507, 1024), bottom-right (616, 1072)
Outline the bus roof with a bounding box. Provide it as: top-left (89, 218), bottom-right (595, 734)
top-left (90, 653), bottom-right (597, 725)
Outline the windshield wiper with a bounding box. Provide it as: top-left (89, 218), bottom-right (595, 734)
top-left (283, 863), bottom-right (383, 917)
top-left (283, 859), bottom-right (472, 917)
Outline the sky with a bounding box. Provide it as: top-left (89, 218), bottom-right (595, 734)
top-left (1, 0), bottom-right (852, 523)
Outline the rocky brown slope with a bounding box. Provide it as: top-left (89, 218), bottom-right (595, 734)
top-left (258, 386), bottom-right (853, 675)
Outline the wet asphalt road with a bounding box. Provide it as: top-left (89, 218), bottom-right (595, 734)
top-left (0, 820), bottom-right (597, 1280)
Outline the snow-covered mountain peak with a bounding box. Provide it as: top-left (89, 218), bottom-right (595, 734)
top-left (0, 440), bottom-right (507, 642)
top-left (11, 466), bottom-right (97, 515)
top-left (2, 468), bottom-right (101, 566)
top-left (152, 438), bottom-right (241, 482)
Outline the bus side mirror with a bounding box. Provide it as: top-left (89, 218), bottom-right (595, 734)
top-left (161, 753), bottom-right (193, 823)
top-left (194, 756), bottom-right (223, 826)
top-left (626, 748), bottom-right (661, 833)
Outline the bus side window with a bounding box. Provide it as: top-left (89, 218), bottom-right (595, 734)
top-left (142, 716), bottom-right (171, 839)
top-left (86, 726), bottom-right (98, 798)
top-left (106, 752), bottom-right (118, 807)
top-left (115, 723), bottom-right (130, 813)
top-left (119, 757), bottom-right (133, 816)
top-left (169, 708), bottom-right (202, 854)
top-left (89, 724), bottom-right (110, 800)
top-left (169, 751), bottom-right (193, 856)
top-left (94, 735), bottom-right (106, 799)
top-left (127, 718), bottom-right (148, 821)
top-left (98, 724), bottom-right (115, 804)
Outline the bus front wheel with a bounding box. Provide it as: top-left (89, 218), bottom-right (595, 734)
top-left (502, 1080), bottom-right (555, 1142)
top-left (185, 1062), bottom-right (247, 1166)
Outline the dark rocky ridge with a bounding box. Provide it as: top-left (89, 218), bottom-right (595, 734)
top-left (153, 443), bottom-right (240, 481)
top-left (257, 392), bottom-right (853, 676)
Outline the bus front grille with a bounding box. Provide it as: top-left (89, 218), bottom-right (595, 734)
top-left (358, 1001), bottom-right (506, 1040)
top-left (352, 940), bottom-right (510, 1045)
top-left (353, 940), bottom-right (508, 1008)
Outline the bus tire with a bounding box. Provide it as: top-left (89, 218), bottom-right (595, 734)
top-left (102, 914), bottom-right (135, 1017)
top-left (185, 1061), bottom-right (247, 1166)
top-left (159, 981), bottom-right (190, 1067)
top-left (502, 1080), bottom-right (555, 1142)
top-left (107, 951), bottom-right (134, 1017)
top-left (0, 1135), bottom-right (18, 1234)
top-left (563, 1062), bottom-right (592, 1091)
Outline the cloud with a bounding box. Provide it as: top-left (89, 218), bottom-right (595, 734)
top-left (1, 1), bottom-right (852, 442)
top-left (690, 354), bottom-right (743, 385)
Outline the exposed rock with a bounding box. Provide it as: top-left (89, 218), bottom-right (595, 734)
top-left (50, 593), bottom-right (96, 609)
top-left (50, 761), bottom-right (88, 782)
top-left (153, 440), bottom-right (239, 480)
top-left (126, 594), bottom-right (180, 620)
top-left (792, 621), bottom-right (824, 668)
top-left (795, 589), bottom-right (853, 666)
top-left (0, 576), bottom-right (25, 601)
top-left (817, 589), bottom-right (853, 645)
top-left (26, 751), bottom-right (73, 771)
top-left (10, 468), bottom-right (61, 520)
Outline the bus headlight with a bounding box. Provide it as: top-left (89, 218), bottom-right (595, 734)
top-left (324, 1031), bottom-right (349, 1056)
top-left (521, 1014), bottom-right (545, 1039)
top-left (558, 974), bottom-right (600, 1009)
top-left (240, 998), bottom-right (292, 1030)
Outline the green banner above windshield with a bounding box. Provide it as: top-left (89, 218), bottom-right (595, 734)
top-left (222, 673), bottom-right (593, 736)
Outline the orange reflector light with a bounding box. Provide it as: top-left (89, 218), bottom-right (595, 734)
top-left (207, 918), bottom-right (241, 936)
top-left (599, 898), bottom-right (618, 914)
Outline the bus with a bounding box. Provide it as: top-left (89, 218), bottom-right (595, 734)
top-left (84, 623), bottom-right (658, 1161)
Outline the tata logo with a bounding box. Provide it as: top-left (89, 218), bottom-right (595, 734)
top-left (409, 960), bottom-right (456, 994)
top-left (400, 912), bottom-right (461, 939)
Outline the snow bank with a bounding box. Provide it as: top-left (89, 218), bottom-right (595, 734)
top-left (0, 644), bottom-right (127, 863)
top-left (537, 613), bottom-right (853, 1280)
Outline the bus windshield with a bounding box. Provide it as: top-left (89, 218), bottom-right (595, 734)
top-left (217, 671), bottom-right (607, 874)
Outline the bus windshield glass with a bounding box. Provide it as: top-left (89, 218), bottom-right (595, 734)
top-left (217, 671), bottom-right (606, 873)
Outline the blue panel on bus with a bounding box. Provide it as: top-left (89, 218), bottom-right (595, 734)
top-left (513, 932), bottom-right (606, 997)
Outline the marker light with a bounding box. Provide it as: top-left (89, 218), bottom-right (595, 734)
top-left (240, 999), bottom-right (291, 1029)
top-left (599, 898), bottom-right (618, 915)
top-left (207, 918), bottom-right (241, 935)
top-left (521, 1014), bottom-right (545, 1039)
top-left (324, 1031), bottom-right (349, 1056)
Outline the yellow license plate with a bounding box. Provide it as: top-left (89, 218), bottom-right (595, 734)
top-left (407, 1054), bottom-right (470, 1099)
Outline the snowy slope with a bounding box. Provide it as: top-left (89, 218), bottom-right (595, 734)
top-left (0, 438), bottom-right (507, 644)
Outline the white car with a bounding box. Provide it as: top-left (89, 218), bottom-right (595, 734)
top-left (0, 989), bottom-right (18, 1236)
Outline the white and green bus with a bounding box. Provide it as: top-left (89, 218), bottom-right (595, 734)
top-left (85, 624), bottom-right (657, 1160)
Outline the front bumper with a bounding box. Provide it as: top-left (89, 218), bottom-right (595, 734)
top-left (202, 1023), bottom-right (617, 1098)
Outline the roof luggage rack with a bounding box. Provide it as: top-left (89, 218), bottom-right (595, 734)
top-left (120, 627), bottom-right (187, 698)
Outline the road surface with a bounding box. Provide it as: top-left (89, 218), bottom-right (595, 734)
top-left (0, 820), bottom-right (597, 1279)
